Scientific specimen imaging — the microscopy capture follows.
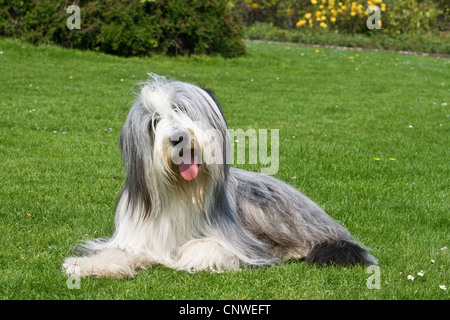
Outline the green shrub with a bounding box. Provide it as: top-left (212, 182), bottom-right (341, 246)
top-left (149, 0), bottom-right (245, 57)
top-left (0, 0), bottom-right (245, 57)
top-left (382, 0), bottom-right (443, 35)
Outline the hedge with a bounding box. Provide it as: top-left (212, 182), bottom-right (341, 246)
top-left (0, 0), bottom-right (245, 58)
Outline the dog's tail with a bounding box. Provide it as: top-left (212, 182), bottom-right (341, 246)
top-left (305, 240), bottom-right (377, 266)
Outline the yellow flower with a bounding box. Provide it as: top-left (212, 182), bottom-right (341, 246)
top-left (315, 49), bottom-right (320, 53)
top-left (374, 158), bottom-right (381, 161)
top-left (296, 19), bottom-right (307, 27)
top-left (319, 22), bottom-right (327, 28)
top-left (348, 56), bottom-right (354, 59)
top-left (355, 53), bottom-right (359, 56)
top-left (251, 2), bottom-right (258, 9)
top-left (381, 3), bottom-right (386, 11)
top-left (311, 0), bottom-right (317, 4)
top-left (351, 11), bottom-right (356, 16)
top-left (330, 16), bottom-right (337, 23)
top-left (369, 5), bottom-right (379, 13)
top-left (26, 213), bottom-right (32, 217)
top-left (379, 20), bottom-right (382, 27)
top-left (315, 10), bottom-right (322, 17)
top-left (305, 13), bottom-right (312, 19)
top-left (389, 158), bottom-right (396, 161)
top-left (69, 76), bottom-right (73, 79)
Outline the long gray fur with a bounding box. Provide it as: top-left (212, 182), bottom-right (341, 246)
top-left (63, 74), bottom-right (377, 279)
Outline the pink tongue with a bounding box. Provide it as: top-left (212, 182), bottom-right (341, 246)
top-left (178, 157), bottom-right (198, 181)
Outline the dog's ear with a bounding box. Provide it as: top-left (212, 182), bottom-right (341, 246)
top-left (202, 88), bottom-right (218, 104)
top-left (202, 87), bottom-right (226, 124)
top-left (202, 88), bottom-right (221, 106)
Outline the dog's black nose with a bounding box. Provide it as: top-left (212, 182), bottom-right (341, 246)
top-left (170, 130), bottom-right (190, 147)
top-left (170, 135), bottom-right (184, 147)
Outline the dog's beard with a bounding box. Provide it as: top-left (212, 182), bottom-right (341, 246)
top-left (154, 123), bottom-right (225, 211)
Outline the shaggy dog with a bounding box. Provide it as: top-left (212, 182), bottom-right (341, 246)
top-left (63, 74), bottom-right (377, 278)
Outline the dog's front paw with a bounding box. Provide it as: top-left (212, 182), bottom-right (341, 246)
top-left (62, 256), bottom-right (95, 278)
top-left (176, 239), bottom-right (241, 273)
top-left (62, 249), bottom-right (147, 279)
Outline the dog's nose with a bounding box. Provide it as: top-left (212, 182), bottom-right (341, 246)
top-left (170, 129), bottom-right (190, 147)
top-left (170, 135), bottom-right (183, 147)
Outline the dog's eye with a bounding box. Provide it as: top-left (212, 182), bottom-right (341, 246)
top-left (173, 104), bottom-right (186, 114)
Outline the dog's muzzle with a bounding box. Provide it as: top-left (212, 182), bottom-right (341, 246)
top-left (170, 129), bottom-right (200, 181)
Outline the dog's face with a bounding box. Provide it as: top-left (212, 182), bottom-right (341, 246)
top-left (152, 104), bottom-right (207, 183)
top-left (143, 83), bottom-right (228, 185)
top-left (120, 78), bottom-right (231, 213)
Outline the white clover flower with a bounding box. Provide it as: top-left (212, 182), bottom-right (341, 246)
top-left (407, 275), bottom-right (414, 281)
top-left (439, 285), bottom-right (447, 290)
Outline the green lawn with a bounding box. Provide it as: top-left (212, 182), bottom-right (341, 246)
top-left (0, 38), bottom-right (448, 300)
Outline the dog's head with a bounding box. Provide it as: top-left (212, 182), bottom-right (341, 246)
top-left (119, 74), bottom-right (230, 213)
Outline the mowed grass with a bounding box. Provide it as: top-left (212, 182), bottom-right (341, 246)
top-left (0, 38), bottom-right (448, 300)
